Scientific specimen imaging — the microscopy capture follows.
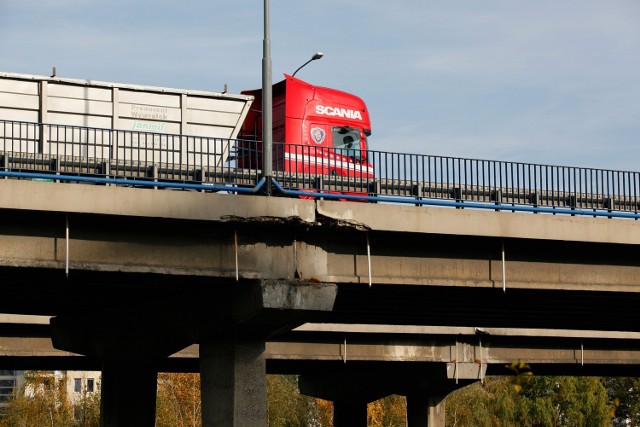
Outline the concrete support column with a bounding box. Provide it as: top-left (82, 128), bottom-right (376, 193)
top-left (200, 336), bottom-right (267, 427)
top-left (100, 358), bottom-right (158, 427)
top-left (406, 392), bottom-right (445, 427)
top-left (334, 399), bottom-right (368, 427)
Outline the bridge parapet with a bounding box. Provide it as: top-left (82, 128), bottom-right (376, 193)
top-left (2, 119), bottom-right (640, 217)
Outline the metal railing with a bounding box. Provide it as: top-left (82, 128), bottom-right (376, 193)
top-left (1, 119), bottom-right (638, 219)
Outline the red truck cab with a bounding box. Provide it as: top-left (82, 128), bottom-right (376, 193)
top-left (238, 74), bottom-right (373, 180)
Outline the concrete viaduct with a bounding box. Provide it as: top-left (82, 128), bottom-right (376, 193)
top-left (1, 178), bottom-right (640, 426)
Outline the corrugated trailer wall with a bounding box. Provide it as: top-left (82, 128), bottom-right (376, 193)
top-left (0, 72), bottom-right (253, 168)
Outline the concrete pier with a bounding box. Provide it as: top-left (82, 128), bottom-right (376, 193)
top-left (49, 280), bottom-right (337, 426)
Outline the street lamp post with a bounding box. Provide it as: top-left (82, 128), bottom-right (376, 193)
top-left (262, 0), bottom-right (273, 194)
top-left (262, 2), bottom-right (323, 195)
top-left (292, 52), bottom-right (324, 77)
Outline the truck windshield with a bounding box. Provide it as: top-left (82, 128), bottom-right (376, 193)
top-left (332, 126), bottom-right (362, 161)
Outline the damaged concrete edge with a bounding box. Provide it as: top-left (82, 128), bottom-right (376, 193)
top-left (315, 198), bottom-right (640, 244)
top-left (3, 180), bottom-right (640, 244)
top-left (0, 180), bottom-right (320, 224)
top-left (234, 280), bottom-right (338, 315)
top-left (220, 215), bottom-right (319, 228)
top-left (260, 279), bottom-right (338, 312)
top-left (219, 200), bottom-right (372, 232)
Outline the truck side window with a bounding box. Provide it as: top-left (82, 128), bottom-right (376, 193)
top-left (332, 127), bottom-right (361, 160)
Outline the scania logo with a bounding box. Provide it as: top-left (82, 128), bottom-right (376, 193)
top-left (310, 127), bottom-right (325, 144)
top-left (315, 105), bottom-right (363, 121)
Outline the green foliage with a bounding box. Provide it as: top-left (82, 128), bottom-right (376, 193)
top-left (521, 376), bottom-right (611, 426)
top-left (267, 375), bottom-right (331, 427)
top-left (446, 377), bottom-right (523, 427)
top-left (445, 375), bottom-right (613, 427)
top-left (505, 359), bottom-right (533, 394)
top-left (603, 377), bottom-right (640, 426)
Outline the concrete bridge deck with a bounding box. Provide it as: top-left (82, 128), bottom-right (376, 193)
top-left (0, 178), bottom-right (639, 426)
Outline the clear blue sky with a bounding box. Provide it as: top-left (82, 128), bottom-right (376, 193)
top-left (2, 1), bottom-right (640, 171)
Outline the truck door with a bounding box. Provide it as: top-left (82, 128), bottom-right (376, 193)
top-left (332, 126), bottom-right (361, 160)
top-left (330, 126), bottom-right (369, 177)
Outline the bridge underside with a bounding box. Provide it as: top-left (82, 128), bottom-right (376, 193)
top-left (1, 265), bottom-right (640, 333)
top-left (0, 181), bottom-right (639, 425)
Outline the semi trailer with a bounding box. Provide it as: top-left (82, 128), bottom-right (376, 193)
top-left (0, 71), bottom-right (373, 187)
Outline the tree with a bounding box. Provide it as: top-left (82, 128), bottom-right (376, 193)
top-left (267, 374), bottom-right (332, 427)
top-left (368, 395), bottom-right (406, 427)
top-left (70, 383), bottom-right (100, 427)
top-left (446, 377), bottom-right (523, 427)
top-left (154, 373), bottom-right (335, 427)
top-left (520, 376), bottom-right (611, 426)
top-left (314, 398), bottom-right (333, 427)
top-left (445, 375), bottom-right (613, 426)
top-left (156, 372), bottom-right (201, 427)
top-left (0, 371), bottom-right (76, 427)
top-left (603, 377), bottom-right (640, 426)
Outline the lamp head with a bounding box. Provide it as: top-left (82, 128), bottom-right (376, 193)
top-left (292, 52), bottom-right (325, 77)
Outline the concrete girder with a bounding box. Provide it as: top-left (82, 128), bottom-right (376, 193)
top-left (48, 280), bottom-right (337, 427)
top-left (299, 364), bottom-right (476, 427)
top-left (2, 177), bottom-right (640, 425)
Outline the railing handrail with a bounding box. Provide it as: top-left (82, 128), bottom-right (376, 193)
top-left (1, 119), bottom-right (638, 219)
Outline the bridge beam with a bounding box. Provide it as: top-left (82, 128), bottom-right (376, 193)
top-left (50, 279), bottom-right (337, 427)
top-left (329, 396), bottom-right (447, 427)
top-left (197, 279), bottom-right (337, 426)
top-left (50, 310), bottom-right (197, 427)
top-left (299, 363), bottom-right (478, 427)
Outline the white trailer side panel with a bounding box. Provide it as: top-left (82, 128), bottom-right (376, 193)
top-left (0, 72), bottom-right (254, 168)
top-left (0, 107), bottom-right (38, 123)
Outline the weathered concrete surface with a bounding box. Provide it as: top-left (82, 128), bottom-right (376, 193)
top-left (0, 199), bottom-right (638, 293)
top-left (46, 279), bottom-right (337, 427)
top-left (0, 179), bottom-right (316, 223)
top-left (5, 326), bottom-right (640, 375)
top-left (0, 179), bottom-right (638, 295)
top-left (0, 180), bottom-right (639, 332)
top-left (200, 338), bottom-right (267, 427)
top-left (1, 179), bottom-right (639, 247)
top-left (1, 178), bottom-right (640, 426)
top-left (246, 280), bottom-right (337, 312)
top-left (316, 199), bottom-right (640, 245)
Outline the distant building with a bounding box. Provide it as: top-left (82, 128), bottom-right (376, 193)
top-left (1, 370), bottom-right (100, 419)
top-left (65, 370), bottom-right (101, 405)
top-left (0, 370), bottom-right (24, 414)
